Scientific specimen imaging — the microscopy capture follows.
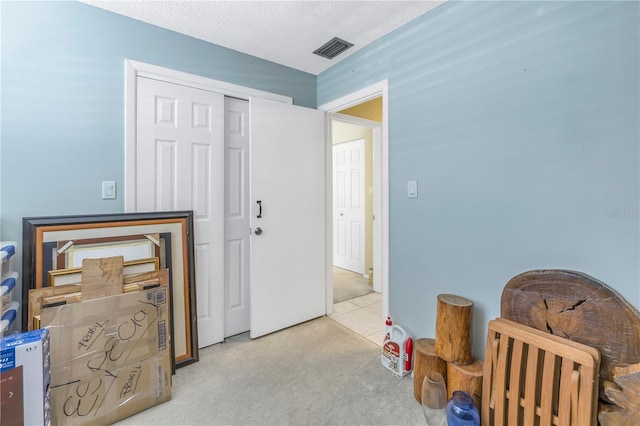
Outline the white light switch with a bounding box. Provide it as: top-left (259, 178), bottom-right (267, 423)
top-left (407, 180), bottom-right (418, 199)
top-left (102, 181), bottom-right (116, 200)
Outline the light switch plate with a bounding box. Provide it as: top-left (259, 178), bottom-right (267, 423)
top-left (102, 181), bottom-right (116, 200)
top-left (407, 180), bottom-right (418, 199)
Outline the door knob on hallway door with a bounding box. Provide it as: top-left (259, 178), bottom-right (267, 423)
top-left (254, 227), bottom-right (263, 235)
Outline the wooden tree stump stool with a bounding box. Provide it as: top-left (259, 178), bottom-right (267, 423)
top-left (435, 294), bottom-right (474, 365)
top-left (413, 338), bottom-right (447, 403)
top-left (446, 358), bottom-right (483, 409)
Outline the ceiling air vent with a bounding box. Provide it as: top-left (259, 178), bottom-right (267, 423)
top-left (313, 37), bottom-right (354, 60)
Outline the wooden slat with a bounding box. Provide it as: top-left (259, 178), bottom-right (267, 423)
top-left (493, 333), bottom-right (510, 426)
top-left (507, 339), bottom-right (524, 423)
top-left (578, 363), bottom-right (596, 426)
top-left (481, 336), bottom-right (498, 426)
top-left (523, 345), bottom-right (539, 426)
top-left (539, 351), bottom-right (556, 426)
top-left (557, 357), bottom-right (574, 425)
top-left (491, 338), bottom-right (499, 406)
top-left (571, 369), bottom-right (580, 426)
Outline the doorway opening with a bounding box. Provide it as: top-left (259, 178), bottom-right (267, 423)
top-left (319, 84), bottom-right (388, 346)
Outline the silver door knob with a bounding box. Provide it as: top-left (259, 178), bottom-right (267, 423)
top-left (254, 227), bottom-right (263, 235)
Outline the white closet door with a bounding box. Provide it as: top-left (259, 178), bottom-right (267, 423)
top-left (224, 97), bottom-right (251, 337)
top-left (136, 76), bottom-right (225, 349)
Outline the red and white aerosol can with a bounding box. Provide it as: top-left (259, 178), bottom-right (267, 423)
top-left (381, 322), bottom-right (413, 379)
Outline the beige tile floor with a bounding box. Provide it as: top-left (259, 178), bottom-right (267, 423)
top-left (329, 292), bottom-right (384, 346)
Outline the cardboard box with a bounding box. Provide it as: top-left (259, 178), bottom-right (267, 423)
top-left (0, 328), bottom-right (51, 426)
top-left (40, 279), bottom-right (171, 425)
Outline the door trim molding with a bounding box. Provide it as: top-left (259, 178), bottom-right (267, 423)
top-left (331, 112), bottom-right (381, 128)
top-left (124, 59), bottom-right (292, 211)
top-left (318, 80), bottom-right (390, 318)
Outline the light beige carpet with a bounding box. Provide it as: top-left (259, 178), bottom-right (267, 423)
top-left (114, 316), bottom-right (424, 425)
top-left (333, 267), bottom-right (372, 304)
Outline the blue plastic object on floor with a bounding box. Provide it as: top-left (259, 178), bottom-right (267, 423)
top-left (446, 390), bottom-right (480, 426)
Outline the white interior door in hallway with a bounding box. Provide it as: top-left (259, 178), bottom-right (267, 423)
top-left (135, 76), bottom-right (225, 349)
top-left (333, 139), bottom-right (365, 275)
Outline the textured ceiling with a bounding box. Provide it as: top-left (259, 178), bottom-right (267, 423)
top-left (80, 1), bottom-right (445, 75)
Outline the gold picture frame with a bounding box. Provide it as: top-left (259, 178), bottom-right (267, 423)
top-left (47, 257), bottom-right (160, 286)
top-left (55, 234), bottom-right (160, 269)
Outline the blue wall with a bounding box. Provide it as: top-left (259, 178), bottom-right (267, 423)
top-left (1, 1), bottom-right (316, 284)
top-left (319, 1), bottom-right (639, 357)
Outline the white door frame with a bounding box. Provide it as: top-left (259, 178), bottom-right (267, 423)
top-left (318, 80), bottom-right (389, 318)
